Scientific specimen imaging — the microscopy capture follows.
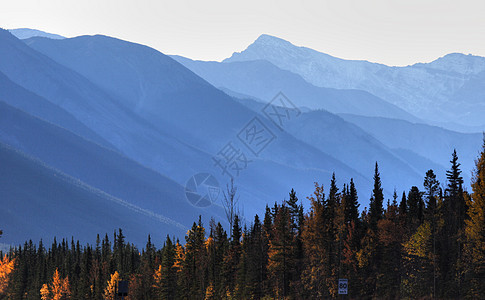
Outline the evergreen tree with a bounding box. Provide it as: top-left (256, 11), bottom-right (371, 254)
top-left (248, 215), bottom-right (267, 299)
top-left (369, 162), bottom-right (384, 231)
top-left (376, 201), bottom-right (403, 298)
top-left (441, 149), bottom-right (466, 297)
top-left (357, 163), bottom-right (385, 297)
top-left (399, 191), bottom-right (407, 216)
top-left (223, 215), bottom-right (242, 296)
top-left (268, 204), bottom-right (295, 298)
top-left (209, 222), bottom-right (228, 297)
top-left (302, 183), bottom-right (330, 298)
top-left (154, 235), bottom-right (176, 299)
top-left (344, 178), bottom-right (360, 224)
top-left (424, 169), bottom-right (440, 216)
top-left (286, 189), bottom-right (305, 294)
top-left (407, 186), bottom-right (424, 232)
top-left (183, 217), bottom-right (207, 299)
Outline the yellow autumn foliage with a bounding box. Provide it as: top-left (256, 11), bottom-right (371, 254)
top-left (404, 221), bottom-right (432, 259)
top-left (103, 271), bottom-right (120, 300)
top-left (39, 269), bottom-right (71, 300)
top-left (0, 254), bottom-right (15, 294)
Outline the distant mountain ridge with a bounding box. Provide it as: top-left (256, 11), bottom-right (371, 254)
top-left (8, 28), bottom-right (65, 40)
top-left (171, 55), bottom-right (420, 123)
top-left (1, 28), bottom-right (483, 248)
top-left (25, 33), bottom-right (380, 205)
top-left (225, 34), bottom-right (485, 129)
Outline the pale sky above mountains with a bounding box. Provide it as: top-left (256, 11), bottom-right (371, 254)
top-left (1, 0), bottom-right (484, 66)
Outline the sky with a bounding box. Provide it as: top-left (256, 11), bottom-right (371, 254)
top-left (1, 0), bottom-right (485, 66)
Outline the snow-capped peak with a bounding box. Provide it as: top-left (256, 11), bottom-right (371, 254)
top-left (418, 53), bottom-right (485, 75)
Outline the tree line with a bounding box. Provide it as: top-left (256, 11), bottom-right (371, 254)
top-left (1, 140), bottom-right (485, 299)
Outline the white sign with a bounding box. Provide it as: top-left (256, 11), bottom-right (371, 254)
top-left (338, 279), bottom-right (348, 295)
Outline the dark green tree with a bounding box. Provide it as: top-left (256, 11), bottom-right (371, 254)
top-left (369, 162), bottom-right (384, 231)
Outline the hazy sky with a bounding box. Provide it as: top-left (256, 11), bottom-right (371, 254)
top-left (1, 0), bottom-right (484, 66)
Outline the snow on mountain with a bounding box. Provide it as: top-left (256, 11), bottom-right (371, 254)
top-left (415, 53), bottom-right (485, 75)
top-left (225, 34), bottom-right (485, 128)
top-left (171, 55), bottom-right (420, 123)
top-left (8, 28), bottom-right (65, 40)
top-left (2, 29), bottom-right (482, 246)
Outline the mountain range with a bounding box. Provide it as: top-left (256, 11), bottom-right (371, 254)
top-left (1, 28), bottom-right (483, 248)
top-left (225, 34), bottom-right (485, 130)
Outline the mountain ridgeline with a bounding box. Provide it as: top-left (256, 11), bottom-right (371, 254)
top-left (0, 28), bottom-right (484, 253)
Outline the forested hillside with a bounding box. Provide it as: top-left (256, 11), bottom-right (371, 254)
top-left (1, 140), bottom-right (484, 299)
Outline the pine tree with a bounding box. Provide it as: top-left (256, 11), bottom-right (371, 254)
top-left (357, 163), bottom-right (384, 297)
top-left (399, 191), bottom-right (407, 216)
top-left (207, 222), bottom-right (227, 298)
top-left (369, 162), bottom-right (384, 231)
top-left (173, 240), bottom-right (186, 299)
top-left (441, 149), bottom-right (466, 297)
top-left (223, 215), bottom-right (242, 296)
top-left (183, 217), bottom-right (207, 298)
top-left (268, 204), bottom-right (295, 298)
top-left (423, 169), bottom-right (440, 298)
top-left (301, 183), bottom-right (329, 298)
top-left (324, 174), bottom-right (340, 296)
top-left (376, 200), bottom-right (403, 298)
top-left (153, 235), bottom-right (176, 299)
top-left (113, 228), bottom-right (127, 277)
top-left (286, 189), bottom-right (304, 292)
top-left (235, 225), bottom-right (250, 299)
top-left (407, 186), bottom-right (424, 232)
top-left (424, 169), bottom-right (440, 216)
top-left (344, 178), bottom-right (360, 225)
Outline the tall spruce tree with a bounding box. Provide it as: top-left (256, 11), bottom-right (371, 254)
top-left (268, 204), bottom-right (294, 298)
top-left (407, 186), bottom-right (424, 232)
top-left (423, 169), bottom-right (440, 298)
top-left (369, 162), bottom-right (384, 231)
top-left (344, 178), bottom-right (360, 224)
top-left (441, 149), bottom-right (466, 297)
top-left (424, 169), bottom-right (440, 216)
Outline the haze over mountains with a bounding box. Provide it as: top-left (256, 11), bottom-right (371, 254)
top-left (8, 28), bottom-right (65, 40)
top-left (225, 34), bottom-right (485, 131)
top-left (1, 28), bottom-right (483, 247)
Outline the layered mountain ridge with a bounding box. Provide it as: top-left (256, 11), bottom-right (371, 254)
top-left (1, 28), bottom-right (483, 247)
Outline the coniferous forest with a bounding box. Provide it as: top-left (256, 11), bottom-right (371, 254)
top-left (1, 140), bottom-right (485, 300)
